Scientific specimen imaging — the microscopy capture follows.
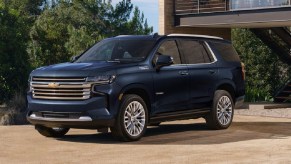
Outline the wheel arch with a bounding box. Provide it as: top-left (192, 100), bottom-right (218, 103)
top-left (216, 82), bottom-right (236, 103)
top-left (119, 84), bottom-right (152, 116)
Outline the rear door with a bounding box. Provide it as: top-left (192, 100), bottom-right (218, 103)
top-left (177, 39), bottom-right (218, 109)
top-left (153, 39), bottom-right (190, 114)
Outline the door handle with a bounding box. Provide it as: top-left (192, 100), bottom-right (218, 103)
top-left (179, 71), bottom-right (189, 76)
top-left (209, 70), bottom-right (216, 74)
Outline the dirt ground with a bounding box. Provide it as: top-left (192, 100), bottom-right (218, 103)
top-left (1, 115), bottom-right (291, 164)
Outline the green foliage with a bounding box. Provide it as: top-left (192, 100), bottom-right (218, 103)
top-left (29, 0), bottom-right (153, 67)
top-left (0, 0), bottom-right (37, 102)
top-left (232, 29), bottom-right (291, 102)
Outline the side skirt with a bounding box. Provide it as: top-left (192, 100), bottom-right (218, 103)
top-left (150, 108), bottom-right (210, 123)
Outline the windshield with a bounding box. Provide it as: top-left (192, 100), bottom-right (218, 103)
top-left (75, 39), bottom-right (156, 63)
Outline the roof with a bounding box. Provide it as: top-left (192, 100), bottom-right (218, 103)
top-left (113, 33), bottom-right (224, 41)
top-left (167, 34), bottom-right (223, 40)
top-left (114, 34), bottom-right (162, 40)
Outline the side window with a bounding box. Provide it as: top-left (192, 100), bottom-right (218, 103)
top-left (212, 42), bottom-right (240, 62)
top-left (156, 40), bottom-right (181, 64)
top-left (178, 40), bottom-right (212, 64)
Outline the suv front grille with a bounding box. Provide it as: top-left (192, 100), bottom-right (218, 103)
top-left (31, 77), bottom-right (91, 100)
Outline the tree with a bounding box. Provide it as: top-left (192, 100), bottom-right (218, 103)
top-left (29, 0), bottom-right (153, 67)
top-left (127, 7), bottom-right (153, 35)
top-left (0, 0), bottom-right (37, 102)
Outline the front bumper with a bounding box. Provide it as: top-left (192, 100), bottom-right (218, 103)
top-left (27, 94), bottom-right (115, 129)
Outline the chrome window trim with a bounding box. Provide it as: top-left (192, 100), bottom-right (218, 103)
top-left (169, 41), bottom-right (217, 67)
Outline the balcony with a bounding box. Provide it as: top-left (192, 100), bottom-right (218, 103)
top-left (175, 0), bottom-right (228, 14)
top-left (231, 0), bottom-right (291, 11)
top-left (175, 0), bottom-right (291, 15)
top-left (175, 0), bottom-right (291, 28)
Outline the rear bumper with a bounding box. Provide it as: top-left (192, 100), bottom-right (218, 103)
top-left (235, 95), bottom-right (245, 108)
top-left (27, 94), bottom-right (115, 128)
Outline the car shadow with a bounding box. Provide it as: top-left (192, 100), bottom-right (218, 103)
top-left (57, 121), bottom-right (291, 145)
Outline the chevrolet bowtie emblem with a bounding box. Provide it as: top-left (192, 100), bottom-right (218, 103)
top-left (48, 82), bottom-right (59, 88)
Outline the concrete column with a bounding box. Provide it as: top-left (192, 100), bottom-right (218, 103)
top-left (159, 0), bottom-right (231, 40)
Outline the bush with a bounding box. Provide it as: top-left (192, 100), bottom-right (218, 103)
top-left (0, 92), bottom-right (28, 125)
top-left (232, 29), bottom-right (291, 102)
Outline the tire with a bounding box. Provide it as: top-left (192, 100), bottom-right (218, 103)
top-left (35, 125), bottom-right (70, 138)
top-left (110, 94), bottom-right (148, 141)
top-left (206, 90), bottom-right (234, 130)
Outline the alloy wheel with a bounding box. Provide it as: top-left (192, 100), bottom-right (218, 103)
top-left (123, 101), bottom-right (146, 137)
top-left (217, 96), bottom-right (233, 126)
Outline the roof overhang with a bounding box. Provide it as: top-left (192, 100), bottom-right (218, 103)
top-left (176, 7), bottom-right (291, 28)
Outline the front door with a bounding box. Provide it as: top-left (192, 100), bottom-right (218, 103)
top-left (153, 40), bottom-right (190, 114)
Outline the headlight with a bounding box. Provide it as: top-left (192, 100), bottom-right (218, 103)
top-left (86, 75), bottom-right (116, 84)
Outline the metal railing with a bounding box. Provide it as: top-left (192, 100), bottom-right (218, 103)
top-left (230, 0), bottom-right (291, 11)
top-left (175, 0), bottom-right (291, 15)
top-left (175, 0), bottom-right (228, 14)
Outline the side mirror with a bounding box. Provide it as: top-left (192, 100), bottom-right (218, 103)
top-left (155, 55), bottom-right (174, 70)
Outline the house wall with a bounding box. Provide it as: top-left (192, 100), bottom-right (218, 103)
top-left (159, 0), bottom-right (231, 40)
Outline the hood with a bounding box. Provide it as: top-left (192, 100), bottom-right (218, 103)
top-left (31, 62), bottom-right (121, 77)
top-left (39, 62), bottom-right (118, 71)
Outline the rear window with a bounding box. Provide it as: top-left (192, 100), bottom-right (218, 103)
top-left (212, 42), bottom-right (240, 62)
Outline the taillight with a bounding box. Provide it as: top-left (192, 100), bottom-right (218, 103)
top-left (241, 62), bottom-right (246, 80)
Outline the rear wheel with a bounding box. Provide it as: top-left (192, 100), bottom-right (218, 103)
top-left (110, 94), bottom-right (148, 141)
top-left (35, 125), bottom-right (70, 138)
top-left (206, 90), bottom-right (234, 130)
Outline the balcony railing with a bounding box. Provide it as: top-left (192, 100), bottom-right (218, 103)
top-left (231, 0), bottom-right (291, 10)
top-left (175, 0), bottom-right (291, 15)
top-left (175, 0), bottom-right (228, 14)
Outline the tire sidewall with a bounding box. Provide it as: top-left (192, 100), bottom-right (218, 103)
top-left (118, 95), bottom-right (148, 141)
top-left (212, 90), bottom-right (234, 129)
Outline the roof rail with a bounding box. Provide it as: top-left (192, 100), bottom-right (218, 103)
top-left (167, 34), bottom-right (223, 40)
top-left (115, 35), bottom-right (130, 37)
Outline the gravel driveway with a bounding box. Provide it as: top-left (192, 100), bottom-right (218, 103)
top-left (1, 115), bottom-right (291, 163)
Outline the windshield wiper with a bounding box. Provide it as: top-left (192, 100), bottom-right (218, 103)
top-left (112, 58), bottom-right (144, 62)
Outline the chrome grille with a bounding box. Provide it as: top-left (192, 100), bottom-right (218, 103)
top-left (31, 77), bottom-right (91, 100)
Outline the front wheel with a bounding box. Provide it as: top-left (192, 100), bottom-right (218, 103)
top-left (206, 90), bottom-right (234, 130)
top-left (110, 94), bottom-right (148, 141)
top-left (35, 125), bottom-right (70, 138)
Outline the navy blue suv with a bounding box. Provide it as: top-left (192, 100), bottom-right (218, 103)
top-left (27, 34), bottom-right (245, 141)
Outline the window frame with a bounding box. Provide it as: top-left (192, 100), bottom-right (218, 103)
top-left (152, 39), bottom-right (183, 66)
top-left (210, 41), bottom-right (240, 63)
top-left (176, 38), bottom-right (218, 65)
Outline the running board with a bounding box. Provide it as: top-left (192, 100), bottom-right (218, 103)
top-left (150, 108), bottom-right (210, 123)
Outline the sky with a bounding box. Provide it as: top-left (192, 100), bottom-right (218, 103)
top-left (111, 0), bottom-right (159, 33)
